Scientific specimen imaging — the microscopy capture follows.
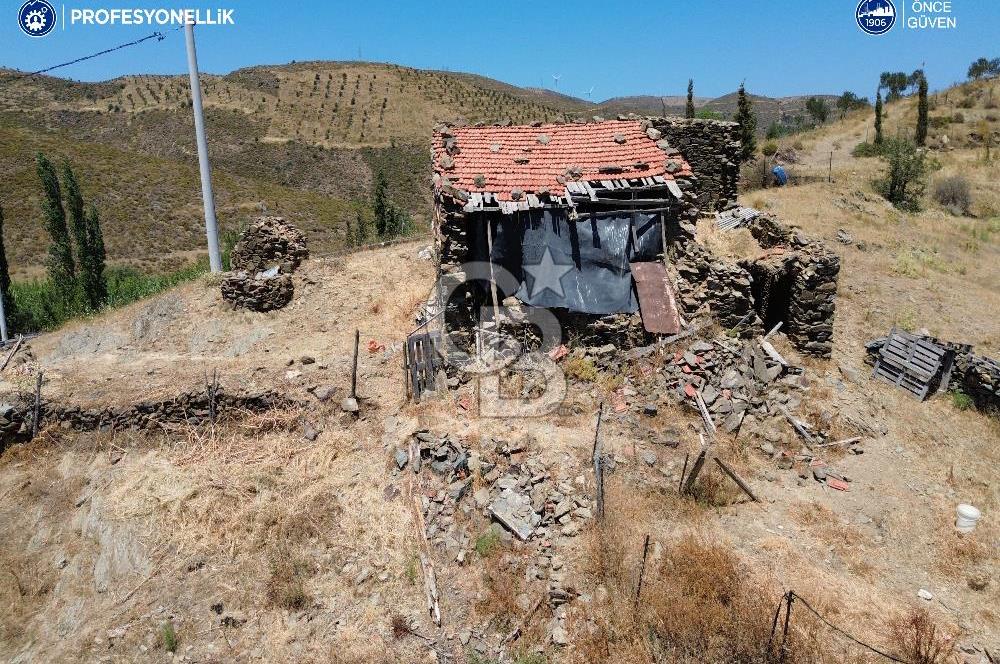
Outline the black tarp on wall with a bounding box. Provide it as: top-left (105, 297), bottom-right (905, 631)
top-left (470, 209), bottom-right (663, 315)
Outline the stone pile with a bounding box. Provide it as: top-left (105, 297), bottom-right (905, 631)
top-left (222, 217), bottom-right (308, 313)
top-left (0, 388), bottom-right (294, 447)
top-left (229, 216), bottom-right (309, 273)
top-left (650, 117), bottom-right (741, 212)
top-left (656, 335), bottom-right (812, 434)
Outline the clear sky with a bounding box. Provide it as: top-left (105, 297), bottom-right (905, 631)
top-left (2, 1), bottom-right (998, 100)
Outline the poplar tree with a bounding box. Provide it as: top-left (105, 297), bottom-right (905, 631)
top-left (62, 162), bottom-right (88, 299)
top-left (874, 91), bottom-right (884, 145)
top-left (84, 205), bottom-right (107, 308)
top-left (735, 83), bottom-right (757, 162)
top-left (915, 74), bottom-right (928, 146)
top-left (685, 79), bottom-right (695, 119)
top-left (37, 153), bottom-right (75, 300)
top-left (0, 201), bottom-right (15, 329)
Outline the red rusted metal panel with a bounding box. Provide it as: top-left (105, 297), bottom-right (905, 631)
top-left (630, 262), bottom-right (681, 334)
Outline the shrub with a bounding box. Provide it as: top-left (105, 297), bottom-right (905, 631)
top-left (564, 357), bottom-right (598, 382)
top-left (932, 175), bottom-right (973, 213)
top-left (852, 141), bottom-right (882, 157)
top-left (159, 621), bottom-right (178, 653)
top-left (739, 157), bottom-right (770, 192)
top-left (760, 140), bottom-right (778, 157)
top-left (950, 390), bottom-right (974, 411)
top-left (873, 139), bottom-right (928, 212)
top-left (887, 609), bottom-right (953, 664)
top-left (958, 96), bottom-right (976, 109)
top-left (951, 112), bottom-right (965, 124)
top-left (474, 528), bottom-right (501, 558)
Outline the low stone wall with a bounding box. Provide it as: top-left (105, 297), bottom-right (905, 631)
top-left (957, 354), bottom-right (1000, 413)
top-left (650, 117), bottom-right (741, 213)
top-left (221, 272), bottom-right (293, 312)
top-left (0, 388), bottom-right (296, 447)
top-left (676, 243), bottom-right (763, 335)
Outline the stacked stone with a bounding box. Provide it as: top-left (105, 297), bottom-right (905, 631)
top-left (222, 216), bottom-right (308, 312)
top-left (229, 216), bottom-right (309, 273)
top-left (649, 117), bottom-right (741, 213)
top-left (220, 272), bottom-right (293, 312)
top-left (0, 388), bottom-right (293, 447)
top-left (747, 215), bottom-right (840, 358)
top-left (675, 243), bottom-right (762, 335)
top-left (955, 354), bottom-right (1000, 413)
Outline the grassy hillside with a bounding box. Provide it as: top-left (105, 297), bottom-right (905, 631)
top-left (0, 61), bottom-right (847, 276)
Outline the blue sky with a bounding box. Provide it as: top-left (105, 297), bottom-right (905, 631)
top-left (2, 1), bottom-right (998, 100)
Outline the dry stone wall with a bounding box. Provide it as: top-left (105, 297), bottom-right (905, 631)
top-left (650, 117), bottom-right (741, 213)
top-left (222, 216), bottom-right (309, 312)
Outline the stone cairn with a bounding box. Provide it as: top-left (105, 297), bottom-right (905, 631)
top-left (221, 216), bottom-right (309, 312)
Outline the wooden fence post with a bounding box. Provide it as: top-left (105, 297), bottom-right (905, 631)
top-left (31, 371), bottom-right (43, 438)
top-left (351, 329), bottom-right (360, 399)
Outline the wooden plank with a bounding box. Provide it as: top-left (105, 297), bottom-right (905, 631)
top-left (759, 339), bottom-right (789, 367)
top-left (714, 458), bottom-right (760, 502)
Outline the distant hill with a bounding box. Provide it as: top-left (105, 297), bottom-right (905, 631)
top-left (0, 61), bottom-right (838, 276)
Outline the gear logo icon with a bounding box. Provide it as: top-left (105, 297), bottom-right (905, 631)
top-left (18, 0), bottom-right (57, 37)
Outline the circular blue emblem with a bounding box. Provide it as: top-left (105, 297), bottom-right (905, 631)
top-left (856, 0), bottom-right (896, 35)
top-left (18, 0), bottom-right (56, 37)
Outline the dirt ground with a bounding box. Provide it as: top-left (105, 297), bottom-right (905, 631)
top-left (2, 98), bottom-right (999, 662)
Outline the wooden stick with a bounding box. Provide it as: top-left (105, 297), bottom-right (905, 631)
top-left (759, 339), bottom-right (789, 368)
top-left (694, 390), bottom-right (716, 437)
top-left (684, 448), bottom-right (707, 495)
top-left (503, 594), bottom-right (544, 646)
top-left (634, 534), bottom-right (651, 607)
top-left (813, 436), bottom-right (862, 449)
top-left (763, 321), bottom-right (783, 340)
top-left (351, 329), bottom-right (360, 399)
top-left (678, 453), bottom-right (689, 494)
top-left (0, 334), bottom-right (23, 372)
top-left (593, 404), bottom-right (605, 520)
top-left (411, 496), bottom-right (441, 626)
top-left (713, 457), bottom-right (760, 502)
top-left (781, 407), bottom-right (816, 448)
top-left (31, 371), bottom-right (43, 438)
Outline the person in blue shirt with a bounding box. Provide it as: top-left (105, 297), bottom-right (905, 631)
top-left (771, 164), bottom-right (788, 186)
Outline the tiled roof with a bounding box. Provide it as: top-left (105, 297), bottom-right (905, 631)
top-left (432, 120), bottom-right (691, 202)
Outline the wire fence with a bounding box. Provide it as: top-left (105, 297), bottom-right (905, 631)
top-left (769, 590), bottom-right (915, 664)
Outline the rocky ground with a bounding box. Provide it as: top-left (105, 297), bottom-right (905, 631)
top-left (1, 170), bottom-right (998, 664)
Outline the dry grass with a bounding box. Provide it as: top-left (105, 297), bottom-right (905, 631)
top-left (886, 609), bottom-right (955, 664)
top-left (264, 545), bottom-right (314, 610)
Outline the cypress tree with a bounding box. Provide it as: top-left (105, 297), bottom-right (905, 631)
top-left (915, 74), bottom-right (928, 146)
top-left (685, 79), bottom-right (695, 119)
top-left (37, 153), bottom-right (75, 300)
top-left (372, 170), bottom-right (390, 238)
top-left (62, 162), bottom-right (89, 303)
top-left (735, 83), bottom-right (757, 162)
top-left (0, 201), bottom-right (15, 329)
top-left (84, 205), bottom-right (107, 308)
top-left (874, 91), bottom-right (884, 145)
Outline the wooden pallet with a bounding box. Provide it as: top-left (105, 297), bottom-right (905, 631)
top-left (405, 330), bottom-right (442, 402)
top-left (872, 327), bottom-right (946, 400)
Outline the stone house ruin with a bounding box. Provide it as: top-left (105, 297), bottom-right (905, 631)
top-left (431, 117), bottom-right (838, 359)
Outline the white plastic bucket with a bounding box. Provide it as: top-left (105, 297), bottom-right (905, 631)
top-left (955, 504), bottom-right (982, 533)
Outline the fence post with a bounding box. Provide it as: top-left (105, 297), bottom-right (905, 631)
top-left (779, 591), bottom-right (794, 663)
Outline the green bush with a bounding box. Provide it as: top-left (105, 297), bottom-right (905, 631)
top-left (10, 261), bottom-right (207, 333)
top-left (932, 175), bottom-right (973, 213)
top-left (852, 141), bottom-right (883, 158)
top-left (761, 141), bottom-right (778, 157)
top-left (950, 391), bottom-right (973, 411)
top-left (873, 139), bottom-right (928, 212)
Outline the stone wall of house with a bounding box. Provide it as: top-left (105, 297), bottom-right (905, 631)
top-left (650, 118), bottom-right (741, 213)
top-left (0, 388), bottom-right (294, 447)
top-left (746, 216), bottom-right (840, 358)
top-left (675, 243), bottom-right (763, 335)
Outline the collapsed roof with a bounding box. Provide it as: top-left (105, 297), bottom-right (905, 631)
top-left (432, 120), bottom-right (693, 212)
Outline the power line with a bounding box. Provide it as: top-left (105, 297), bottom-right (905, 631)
top-left (0, 29), bottom-right (179, 88)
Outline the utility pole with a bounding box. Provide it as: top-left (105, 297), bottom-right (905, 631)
top-left (184, 20), bottom-right (222, 272)
top-left (0, 292), bottom-right (8, 343)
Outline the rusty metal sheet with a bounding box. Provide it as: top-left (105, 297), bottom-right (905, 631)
top-left (629, 262), bottom-right (681, 334)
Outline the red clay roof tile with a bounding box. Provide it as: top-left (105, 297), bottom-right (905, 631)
top-left (432, 120), bottom-right (689, 201)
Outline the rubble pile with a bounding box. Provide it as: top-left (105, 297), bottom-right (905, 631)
top-left (656, 335), bottom-right (810, 434)
top-left (650, 117), bottom-right (741, 212)
top-left (222, 217), bottom-right (308, 312)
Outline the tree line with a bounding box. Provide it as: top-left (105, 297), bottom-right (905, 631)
top-left (0, 154), bottom-right (108, 333)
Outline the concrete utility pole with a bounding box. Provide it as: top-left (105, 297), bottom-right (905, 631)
top-left (185, 20), bottom-right (222, 273)
top-left (0, 292), bottom-right (8, 343)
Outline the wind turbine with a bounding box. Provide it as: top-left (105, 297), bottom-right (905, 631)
top-left (584, 86), bottom-right (595, 99)
top-left (551, 73), bottom-right (562, 89)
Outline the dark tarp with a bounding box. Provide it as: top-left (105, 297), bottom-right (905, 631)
top-left (471, 209), bottom-right (663, 315)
